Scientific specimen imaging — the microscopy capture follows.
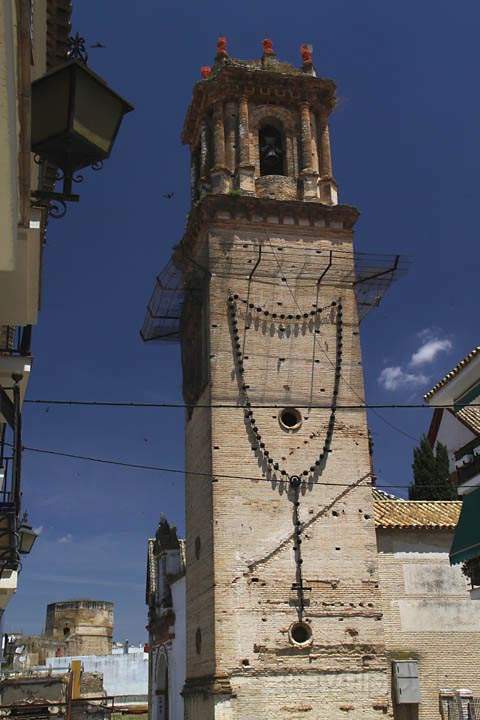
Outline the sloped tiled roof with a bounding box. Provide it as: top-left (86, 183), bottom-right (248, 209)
top-left (373, 489), bottom-right (461, 529)
top-left (424, 346), bottom-right (480, 400)
top-left (455, 406), bottom-right (480, 436)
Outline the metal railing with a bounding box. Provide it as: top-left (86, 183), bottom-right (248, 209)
top-left (0, 325), bottom-right (32, 356)
top-left (0, 382), bottom-right (23, 576)
top-left (441, 694), bottom-right (480, 720)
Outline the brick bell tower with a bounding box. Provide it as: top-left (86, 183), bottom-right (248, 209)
top-left (142, 37), bottom-right (400, 720)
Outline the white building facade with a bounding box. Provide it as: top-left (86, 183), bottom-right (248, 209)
top-left (146, 520), bottom-right (185, 720)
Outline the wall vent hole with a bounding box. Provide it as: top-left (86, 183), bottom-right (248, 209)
top-left (289, 621), bottom-right (312, 646)
top-left (279, 407), bottom-right (302, 432)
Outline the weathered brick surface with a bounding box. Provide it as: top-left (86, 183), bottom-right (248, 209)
top-left (182, 208), bottom-right (391, 719)
top-left (377, 529), bottom-right (480, 720)
top-left (45, 600), bottom-right (113, 656)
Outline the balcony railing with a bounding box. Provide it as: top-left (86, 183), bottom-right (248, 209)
top-left (455, 436), bottom-right (480, 487)
top-left (0, 383), bottom-right (23, 575)
top-left (0, 325), bottom-right (32, 357)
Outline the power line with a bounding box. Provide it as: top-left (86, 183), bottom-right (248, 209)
top-left (255, 241), bottom-right (420, 445)
top-left (15, 441), bottom-right (459, 493)
top-left (22, 398), bottom-right (477, 411)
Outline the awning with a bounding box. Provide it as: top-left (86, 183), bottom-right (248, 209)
top-left (450, 487), bottom-right (480, 565)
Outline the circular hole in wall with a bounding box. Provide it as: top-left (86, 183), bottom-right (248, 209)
top-left (195, 628), bottom-right (202, 654)
top-left (279, 407), bottom-right (302, 432)
top-left (195, 536), bottom-right (201, 560)
top-left (289, 621), bottom-right (312, 646)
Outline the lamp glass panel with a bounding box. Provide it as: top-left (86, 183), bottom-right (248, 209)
top-left (72, 69), bottom-right (126, 155)
top-left (31, 68), bottom-right (71, 147)
top-left (18, 526), bottom-right (36, 554)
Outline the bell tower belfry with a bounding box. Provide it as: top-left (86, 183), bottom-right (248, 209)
top-left (143, 37), bottom-right (401, 720)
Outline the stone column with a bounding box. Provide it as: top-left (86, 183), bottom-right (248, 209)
top-left (299, 101), bottom-right (319, 200)
top-left (300, 102), bottom-right (313, 171)
top-left (212, 102), bottom-right (226, 168)
top-left (224, 101), bottom-right (237, 176)
top-left (236, 95), bottom-right (255, 194)
top-left (210, 102), bottom-right (230, 194)
top-left (238, 96), bottom-right (250, 165)
top-left (309, 111), bottom-right (320, 174)
top-left (319, 112), bottom-right (333, 177)
top-left (190, 150), bottom-right (198, 204)
top-left (197, 122), bottom-right (210, 198)
top-left (318, 110), bottom-right (338, 205)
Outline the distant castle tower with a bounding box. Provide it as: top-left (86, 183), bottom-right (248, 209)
top-left (142, 37), bottom-right (401, 720)
top-left (45, 600), bottom-right (113, 656)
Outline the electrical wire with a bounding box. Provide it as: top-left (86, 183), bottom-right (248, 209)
top-left (255, 235), bottom-right (420, 444)
top-left (22, 399), bottom-right (479, 410)
top-left (10, 440), bottom-right (459, 493)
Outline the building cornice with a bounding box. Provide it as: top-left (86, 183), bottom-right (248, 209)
top-left (175, 194), bottom-right (359, 267)
top-left (182, 62), bottom-right (336, 145)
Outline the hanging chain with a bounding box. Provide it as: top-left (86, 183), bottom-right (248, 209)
top-left (233, 293), bottom-right (335, 328)
top-left (227, 292), bottom-right (343, 481)
top-left (228, 291), bottom-right (343, 620)
top-left (290, 474), bottom-right (308, 620)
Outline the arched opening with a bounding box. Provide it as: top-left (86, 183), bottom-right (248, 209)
top-left (259, 124), bottom-right (285, 176)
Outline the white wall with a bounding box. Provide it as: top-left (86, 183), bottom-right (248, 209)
top-left (46, 651), bottom-right (148, 698)
top-left (149, 575), bottom-right (186, 720)
top-left (435, 410), bottom-right (475, 471)
top-left (0, 0), bottom-right (18, 273)
top-left (169, 577), bottom-right (186, 720)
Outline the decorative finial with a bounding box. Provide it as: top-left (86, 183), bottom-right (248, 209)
top-left (200, 66), bottom-right (212, 79)
top-left (262, 37), bottom-right (275, 56)
top-left (216, 36), bottom-right (228, 61)
top-left (300, 43), bottom-right (312, 65)
top-left (300, 43), bottom-right (316, 76)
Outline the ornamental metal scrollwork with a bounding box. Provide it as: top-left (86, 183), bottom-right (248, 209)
top-left (67, 32), bottom-right (88, 64)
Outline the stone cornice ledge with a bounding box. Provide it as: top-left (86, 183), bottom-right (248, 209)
top-left (174, 194), bottom-right (359, 264)
top-left (182, 673), bottom-right (234, 697)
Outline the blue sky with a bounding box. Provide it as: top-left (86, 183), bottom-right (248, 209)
top-left (6, 0), bottom-right (479, 642)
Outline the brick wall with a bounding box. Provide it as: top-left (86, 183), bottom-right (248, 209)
top-left (377, 528), bottom-right (480, 720)
top-left (183, 208), bottom-right (392, 719)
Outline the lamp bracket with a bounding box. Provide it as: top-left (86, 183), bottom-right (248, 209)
top-left (67, 32), bottom-right (89, 64)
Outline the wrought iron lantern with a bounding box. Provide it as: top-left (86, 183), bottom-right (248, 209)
top-left (31, 55), bottom-right (133, 215)
top-left (17, 513), bottom-right (38, 555)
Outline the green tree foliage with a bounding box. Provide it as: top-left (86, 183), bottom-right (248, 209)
top-left (409, 435), bottom-right (457, 500)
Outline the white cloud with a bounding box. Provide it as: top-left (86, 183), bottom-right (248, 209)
top-left (378, 366), bottom-right (429, 391)
top-left (417, 327), bottom-right (435, 342)
top-left (410, 338), bottom-right (452, 367)
top-left (57, 533), bottom-right (72, 544)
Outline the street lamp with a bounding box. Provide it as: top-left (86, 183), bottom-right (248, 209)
top-left (18, 513), bottom-right (38, 555)
top-left (31, 37), bottom-right (133, 217)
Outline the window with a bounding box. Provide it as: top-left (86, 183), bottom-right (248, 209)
top-left (259, 124), bottom-right (285, 176)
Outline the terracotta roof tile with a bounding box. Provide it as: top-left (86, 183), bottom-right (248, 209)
top-left (455, 406), bottom-right (480, 436)
top-left (372, 489), bottom-right (461, 529)
top-left (424, 346), bottom-right (480, 400)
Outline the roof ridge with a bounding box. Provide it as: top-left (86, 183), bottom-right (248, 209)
top-left (425, 345), bottom-right (480, 400)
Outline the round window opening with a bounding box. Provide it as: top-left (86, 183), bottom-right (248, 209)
top-left (279, 407), bottom-right (302, 432)
top-left (289, 621), bottom-right (312, 646)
